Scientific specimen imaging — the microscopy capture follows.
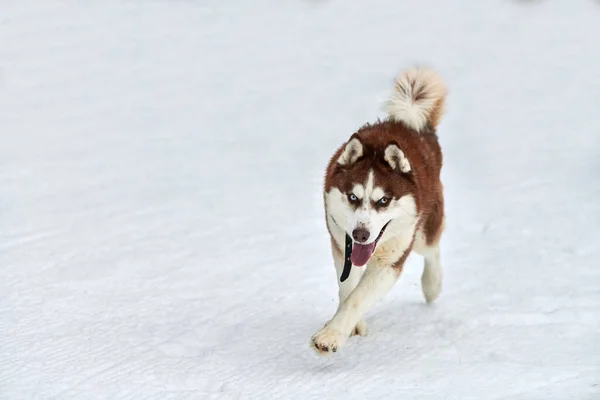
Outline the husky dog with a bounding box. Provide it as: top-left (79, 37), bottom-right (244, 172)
top-left (311, 67), bottom-right (448, 355)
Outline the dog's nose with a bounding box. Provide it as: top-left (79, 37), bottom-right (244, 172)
top-left (352, 228), bottom-right (370, 243)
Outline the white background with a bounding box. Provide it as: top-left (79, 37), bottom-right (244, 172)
top-left (1, 1), bottom-right (599, 399)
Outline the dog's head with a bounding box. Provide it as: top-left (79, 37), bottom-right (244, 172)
top-left (325, 131), bottom-right (419, 266)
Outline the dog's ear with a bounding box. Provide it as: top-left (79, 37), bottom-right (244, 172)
top-left (384, 144), bottom-right (411, 173)
top-left (337, 138), bottom-right (363, 166)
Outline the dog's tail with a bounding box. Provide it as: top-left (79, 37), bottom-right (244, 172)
top-left (385, 67), bottom-right (447, 132)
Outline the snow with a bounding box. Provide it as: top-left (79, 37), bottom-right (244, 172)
top-left (1, 0), bottom-right (599, 398)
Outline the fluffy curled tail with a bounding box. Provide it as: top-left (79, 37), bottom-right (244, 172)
top-left (385, 67), bottom-right (447, 132)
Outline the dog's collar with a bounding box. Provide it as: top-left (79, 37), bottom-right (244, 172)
top-left (340, 234), bottom-right (353, 282)
top-left (329, 215), bottom-right (353, 283)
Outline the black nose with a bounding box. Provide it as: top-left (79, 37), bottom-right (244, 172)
top-left (352, 228), bottom-right (370, 243)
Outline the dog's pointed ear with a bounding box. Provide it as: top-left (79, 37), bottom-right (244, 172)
top-left (337, 138), bottom-right (363, 166)
top-left (384, 144), bottom-right (411, 173)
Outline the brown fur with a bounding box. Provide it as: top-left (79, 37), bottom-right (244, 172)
top-left (324, 119), bottom-right (444, 251)
top-left (311, 68), bottom-right (447, 355)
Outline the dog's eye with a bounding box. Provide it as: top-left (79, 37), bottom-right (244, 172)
top-left (348, 193), bottom-right (359, 203)
top-left (377, 197), bottom-right (390, 206)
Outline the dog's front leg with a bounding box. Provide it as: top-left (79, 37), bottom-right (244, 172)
top-left (311, 247), bottom-right (409, 356)
top-left (331, 252), bottom-right (368, 337)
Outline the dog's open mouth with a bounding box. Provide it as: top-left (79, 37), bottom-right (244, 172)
top-left (350, 221), bottom-right (391, 267)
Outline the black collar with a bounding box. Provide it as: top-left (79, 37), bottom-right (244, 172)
top-left (330, 215), bottom-right (354, 283)
top-left (340, 234), bottom-right (353, 282)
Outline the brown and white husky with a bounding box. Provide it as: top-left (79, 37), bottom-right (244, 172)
top-left (312, 67), bottom-right (448, 355)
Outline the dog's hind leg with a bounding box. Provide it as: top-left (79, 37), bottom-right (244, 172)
top-left (414, 216), bottom-right (444, 303)
top-left (421, 244), bottom-right (442, 303)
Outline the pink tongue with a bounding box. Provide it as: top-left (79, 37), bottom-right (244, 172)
top-left (350, 242), bottom-right (376, 267)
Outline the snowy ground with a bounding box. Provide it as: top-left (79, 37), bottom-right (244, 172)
top-left (1, 1), bottom-right (600, 399)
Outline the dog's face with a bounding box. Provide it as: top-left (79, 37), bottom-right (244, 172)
top-left (325, 136), bottom-right (419, 266)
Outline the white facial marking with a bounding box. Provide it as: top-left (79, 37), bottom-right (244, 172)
top-left (352, 184), bottom-right (364, 199)
top-left (371, 187), bottom-right (385, 202)
top-left (364, 170), bottom-right (375, 197)
top-left (384, 144), bottom-right (411, 173)
top-left (337, 138), bottom-right (363, 166)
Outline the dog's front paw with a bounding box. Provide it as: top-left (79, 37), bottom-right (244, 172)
top-left (310, 325), bottom-right (346, 356)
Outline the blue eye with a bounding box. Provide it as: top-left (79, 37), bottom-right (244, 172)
top-left (378, 197), bottom-right (389, 206)
top-left (348, 193), bottom-right (358, 202)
